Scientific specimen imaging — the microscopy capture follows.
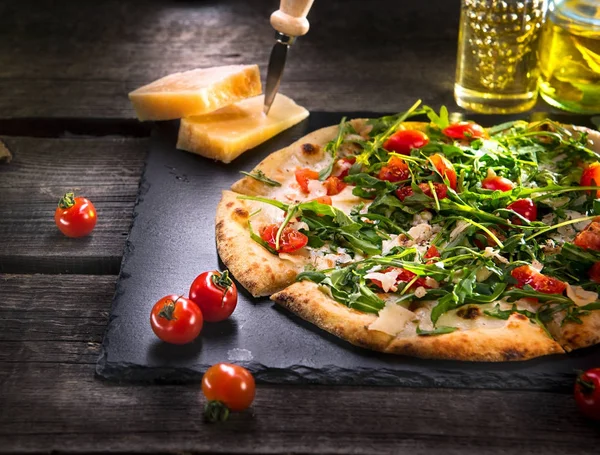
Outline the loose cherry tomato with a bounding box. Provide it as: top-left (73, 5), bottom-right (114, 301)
top-left (54, 192), bottom-right (97, 238)
top-left (574, 219), bottom-right (600, 252)
top-left (511, 265), bottom-right (566, 294)
top-left (424, 245), bottom-right (440, 260)
top-left (260, 224), bottom-right (308, 253)
top-left (370, 267), bottom-right (429, 291)
top-left (202, 363), bottom-right (256, 422)
top-left (580, 162), bottom-right (600, 198)
top-left (442, 122), bottom-right (487, 140)
top-left (313, 195), bottom-right (332, 205)
top-left (323, 176), bottom-right (347, 195)
top-left (395, 183), bottom-right (448, 201)
top-left (589, 262), bottom-right (600, 283)
top-left (482, 175), bottom-right (515, 192)
top-left (295, 168), bottom-right (320, 193)
top-left (150, 295), bottom-right (203, 344)
top-left (429, 153), bottom-right (457, 190)
top-left (507, 198), bottom-right (537, 223)
top-left (189, 270), bottom-right (238, 323)
top-left (378, 156), bottom-right (410, 182)
top-left (383, 130), bottom-right (429, 155)
top-left (334, 156), bottom-right (356, 179)
top-left (575, 368), bottom-right (600, 421)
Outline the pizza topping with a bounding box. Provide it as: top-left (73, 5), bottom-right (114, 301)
top-left (442, 121), bottom-right (487, 140)
top-left (333, 156), bottom-right (356, 179)
top-left (383, 129), bottom-right (429, 155)
top-left (580, 162), bottom-right (600, 198)
top-left (574, 220), bottom-right (600, 251)
top-left (368, 301), bottom-right (415, 336)
top-left (481, 169), bottom-right (515, 192)
top-left (378, 156), bottom-right (410, 182)
top-left (323, 176), bottom-right (347, 196)
top-left (589, 262), bottom-right (600, 283)
top-left (566, 284), bottom-right (598, 306)
top-left (506, 198), bottom-right (537, 223)
top-left (260, 224), bottom-right (308, 253)
top-left (365, 269), bottom-right (401, 292)
top-left (395, 183), bottom-right (448, 202)
top-left (428, 153), bottom-right (457, 190)
top-left (295, 168), bottom-right (320, 193)
top-left (511, 265), bottom-right (566, 295)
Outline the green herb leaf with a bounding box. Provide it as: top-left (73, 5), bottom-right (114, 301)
top-left (240, 170), bottom-right (282, 187)
top-left (416, 325), bottom-right (458, 336)
top-left (319, 117), bottom-right (349, 180)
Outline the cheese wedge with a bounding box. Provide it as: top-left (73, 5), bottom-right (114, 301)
top-left (128, 65), bottom-right (262, 121)
top-left (176, 94), bottom-right (309, 163)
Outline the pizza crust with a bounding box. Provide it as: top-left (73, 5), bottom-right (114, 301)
top-left (554, 310), bottom-right (600, 352)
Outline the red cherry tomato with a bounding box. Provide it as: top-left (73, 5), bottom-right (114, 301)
top-left (189, 270), bottom-right (238, 323)
top-left (395, 183), bottom-right (448, 201)
top-left (580, 162), bottom-right (600, 198)
top-left (507, 198), bottom-right (537, 223)
top-left (482, 175), bottom-right (515, 192)
top-left (383, 130), bottom-right (429, 155)
top-left (54, 192), bottom-right (97, 238)
top-left (150, 295), bottom-right (203, 344)
top-left (370, 267), bottom-right (429, 291)
top-left (424, 245), bottom-right (440, 260)
top-left (429, 153), bottom-right (457, 190)
top-left (260, 224), bottom-right (308, 253)
top-left (589, 262), bottom-right (600, 283)
top-left (574, 219), bottom-right (600, 252)
top-left (323, 176), bottom-right (347, 196)
top-left (574, 368), bottom-right (600, 421)
top-left (295, 168), bottom-right (320, 193)
top-left (334, 156), bottom-right (356, 179)
top-left (378, 156), bottom-right (410, 182)
top-left (313, 195), bottom-right (332, 205)
top-left (511, 265), bottom-right (566, 294)
top-left (442, 122), bottom-right (487, 140)
top-left (202, 363), bottom-right (256, 422)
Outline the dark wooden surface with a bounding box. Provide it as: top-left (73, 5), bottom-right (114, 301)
top-left (0, 0), bottom-right (598, 453)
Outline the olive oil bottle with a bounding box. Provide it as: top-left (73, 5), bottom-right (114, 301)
top-left (538, 0), bottom-right (600, 114)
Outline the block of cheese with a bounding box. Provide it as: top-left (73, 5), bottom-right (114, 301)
top-left (128, 65), bottom-right (262, 121)
top-left (176, 94), bottom-right (309, 163)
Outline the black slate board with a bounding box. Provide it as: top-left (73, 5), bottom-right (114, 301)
top-left (97, 111), bottom-right (600, 390)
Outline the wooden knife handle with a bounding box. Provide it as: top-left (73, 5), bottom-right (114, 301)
top-left (270, 0), bottom-right (315, 37)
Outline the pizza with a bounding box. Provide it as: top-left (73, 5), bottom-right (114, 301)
top-left (216, 102), bottom-right (600, 361)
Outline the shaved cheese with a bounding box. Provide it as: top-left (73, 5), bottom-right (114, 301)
top-left (407, 223), bottom-right (433, 243)
top-left (531, 259), bottom-right (544, 272)
top-left (424, 277), bottom-right (439, 289)
top-left (449, 220), bottom-right (470, 240)
top-left (382, 234), bottom-right (401, 255)
top-left (364, 269), bottom-right (400, 292)
top-left (476, 267), bottom-right (493, 282)
top-left (483, 247), bottom-right (509, 264)
top-left (290, 221), bottom-right (309, 232)
top-left (414, 286), bottom-right (427, 298)
top-left (368, 302), bottom-right (415, 336)
top-left (412, 211), bottom-right (432, 225)
top-left (566, 284), bottom-right (598, 306)
top-left (307, 179), bottom-right (327, 199)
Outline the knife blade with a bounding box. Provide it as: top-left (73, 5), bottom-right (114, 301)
top-left (264, 33), bottom-right (294, 115)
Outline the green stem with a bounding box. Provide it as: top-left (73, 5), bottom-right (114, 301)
top-left (58, 192), bottom-right (75, 209)
top-left (204, 401), bottom-right (230, 423)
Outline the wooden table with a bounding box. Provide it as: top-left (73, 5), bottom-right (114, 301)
top-left (1, 1), bottom-right (598, 453)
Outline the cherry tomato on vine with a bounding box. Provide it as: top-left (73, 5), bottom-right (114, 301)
top-left (574, 219), bottom-right (600, 252)
top-left (189, 270), bottom-right (238, 323)
top-left (507, 198), bottom-right (537, 223)
top-left (202, 363), bottom-right (256, 422)
top-left (482, 174), bottom-right (515, 192)
top-left (580, 162), bottom-right (600, 198)
top-left (442, 122), bottom-right (487, 140)
top-left (383, 130), bottom-right (429, 155)
top-left (511, 265), bottom-right (566, 295)
top-left (260, 224), bottom-right (308, 253)
top-left (378, 156), bottom-right (410, 182)
top-left (429, 154), bottom-right (457, 190)
top-left (295, 168), bottom-right (320, 193)
top-left (54, 192), bottom-right (97, 238)
top-left (150, 295), bottom-right (203, 344)
top-left (574, 368), bottom-right (600, 421)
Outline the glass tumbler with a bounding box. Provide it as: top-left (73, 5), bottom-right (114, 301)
top-left (454, 0), bottom-right (547, 114)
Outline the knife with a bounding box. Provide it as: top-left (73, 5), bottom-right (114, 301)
top-left (264, 0), bottom-right (315, 115)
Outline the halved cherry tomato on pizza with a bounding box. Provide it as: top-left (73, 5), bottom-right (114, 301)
top-left (574, 368), bottom-right (600, 421)
top-left (295, 168), bottom-right (320, 193)
top-left (150, 295), bottom-right (203, 344)
top-left (574, 219), bottom-right (600, 252)
top-left (429, 154), bottom-right (457, 190)
top-left (507, 198), bottom-right (537, 223)
top-left (260, 224), bottom-right (308, 253)
top-left (442, 122), bottom-right (487, 140)
top-left (424, 245), bottom-right (440, 260)
top-left (370, 267), bottom-right (429, 291)
top-left (323, 176), bottom-right (346, 195)
top-left (189, 270), bottom-right (238, 323)
top-left (589, 262), bottom-right (600, 283)
top-left (54, 192), bottom-right (97, 238)
top-left (580, 162), bottom-right (600, 198)
top-left (511, 265), bottom-right (566, 294)
top-left (395, 183), bottom-right (448, 202)
top-left (383, 130), bottom-right (429, 155)
top-left (378, 156), bottom-right (410, 182)
top-left (313, 195), bottom-right (332, 205)
top-left (482, 174), bottom-right (515, 192)
top-left (334, 156), bottom-right (356, 179)
top-left (202, 363), bottom-right (256, 422)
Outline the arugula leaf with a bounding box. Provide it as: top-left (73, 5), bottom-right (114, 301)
top-left (240, 170), bottom-right (281, 187)
top-left (297, 271), bottom-right (327, 283)
top-left (484, 303), bottom-right (536, 320)
top-left (416, 325), bottom-right (458, 336)
top-left (319, 117), bottom-right (349, 180)
top-left (422, 105), bottom-right (449, 129)
top-left (247, 220), bottom-right (277, 254)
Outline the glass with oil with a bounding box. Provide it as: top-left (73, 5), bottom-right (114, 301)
top-left (454, 0), bottom-right (547, 114)
top-left (538, 0), bottom-right (600, 114)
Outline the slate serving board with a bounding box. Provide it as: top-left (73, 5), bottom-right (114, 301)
top-left (97, 111), bottom-right (600, 390)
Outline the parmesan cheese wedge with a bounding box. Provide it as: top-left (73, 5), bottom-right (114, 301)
top-left (368, 302), bottom-right (415, 336)
top-left (128, 65), bottom-right (262, 121)
top-left (176, 94), bottom-right (309, 163)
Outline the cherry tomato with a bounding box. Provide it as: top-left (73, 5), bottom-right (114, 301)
top-left (370, 267), bottom-right (429, 291)
top-left (482, 175), bottom-right (515, 192)
top-left (574, 219), bottom-right (600, 252)
top-left (511, 265), bottom-right (566, 294)
top-left (189, 270), bottom-right (238, 323)
top-left (580, 162), bottom-right (600, 198)
top-left (575, 368), bottom-right (600, 421)
top-left (378, 156), bottom-right (410, 182)
top-left (383, 130), bottom-right (429, 155)
top-left (54, 192), bottom-right (97, 238)
top-left (507, 198), bottom-right (537, 223)
top-left (202, 363), bottom-right (256, 422)
top-left (150, 295), bottom-right (203, 344)
top-left (395, 183), bottom-right (448, 201)
top-left (429, 154), bottom-right (457, 190)
top-left (424, 245), bottom-right (440, 260)
top-left (260, 224), bottom-right (308, 253)
top-left (323, 176), bottom-right (347, 196)
top-left (442, 122), bottom-right (487, 140)
top-left (295, 168), bottom-right (320, 193)
top-left (589, 262), bottom-right (600, 283)
top-left (334, 156), bottom-right (356, 179)
top-left (313, 195), bottom-right (332, 205)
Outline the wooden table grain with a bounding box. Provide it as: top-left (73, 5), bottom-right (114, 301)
top-left (0, 0), bottom-right (598, 453)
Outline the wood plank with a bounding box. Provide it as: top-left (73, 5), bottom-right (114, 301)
top-left (0, 137), bottom-right (147, 274)
top-left (0, 0), bottom-right (462, 119)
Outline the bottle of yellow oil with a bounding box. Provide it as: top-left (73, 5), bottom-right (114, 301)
top-left (538, 0), bottom-right (600, 114)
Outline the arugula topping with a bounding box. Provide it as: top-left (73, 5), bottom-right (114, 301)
top-left (319, 117), bottom-right (350, 180)
top-left (416, 325), bottom-right (458, 336)
top-left (240, 170), bottom-right (281, 187)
